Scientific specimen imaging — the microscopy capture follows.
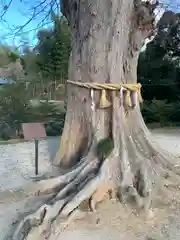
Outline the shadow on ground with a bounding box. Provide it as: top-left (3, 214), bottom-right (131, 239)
top-left (47, 136), bottom-right (60, 163)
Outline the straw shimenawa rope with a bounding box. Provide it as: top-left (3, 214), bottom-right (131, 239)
top-left (57, 80), bottom-right (143, 109)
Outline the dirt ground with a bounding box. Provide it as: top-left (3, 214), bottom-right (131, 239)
top-left (1, 129), bottom-right (180, 240)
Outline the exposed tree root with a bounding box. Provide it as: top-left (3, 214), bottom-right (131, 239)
top-left (12, 147), bottom-right (180, 240)
top-left (2, 154), bottom-right (98, 205)
top-left (17, 163), bottom-right (180, 237)
top-left (12, 105), bottom-right (180, 240)
top-left (12, 151), bottom-right (105, 240)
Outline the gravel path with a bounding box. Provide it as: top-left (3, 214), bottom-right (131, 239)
top-left (0, 137), bottom-right (60, 191)
top-left (0, 137), bottom-right (61, 240)
top-left (0, 130), bottom-right (180, 240)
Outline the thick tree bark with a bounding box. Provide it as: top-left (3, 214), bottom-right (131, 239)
top-left (55, 0), bottom-right (146, 167)
top-left (12, 1), bottom-right (180, 239)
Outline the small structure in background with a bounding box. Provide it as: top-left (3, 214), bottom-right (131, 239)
top-left (22, 123), bottom-right (46, 176)
top-left (0, 77), bottom-right (12, 85)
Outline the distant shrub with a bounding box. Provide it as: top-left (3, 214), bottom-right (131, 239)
top-left (0, 101), bottom-right (66, 140)
top-left (0, 123), bottom-right (12, 140)
top-left (30, 102), bottom-right (66, 136)
top-left (44, 119), bottom-right (65, 136)
top-left (141, 99), bottom-right (180, 126)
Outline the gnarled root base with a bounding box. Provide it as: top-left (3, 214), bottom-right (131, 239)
top-left (12, 97), bottom-right (180, 240)
top-left (12, 130), bottom-right (180, 240)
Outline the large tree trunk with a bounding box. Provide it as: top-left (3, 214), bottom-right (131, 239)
top-left (54, 0), bottom-right (153, 168)
top-left (12, 1), bottom-right (180, 239)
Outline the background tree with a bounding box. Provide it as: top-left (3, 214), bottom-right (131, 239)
top-left (138, 11), bottom-right (180, 102)
top-left (33, 14), bottom-right (71, 99)
top-left (0, 39), bottom-right (67, 139)
top-left (0, 14), bottom-right (71, 140)
top-left (0, 84), bottom-right (31, 136)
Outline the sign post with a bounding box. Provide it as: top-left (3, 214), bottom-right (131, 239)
top-left (34, 139), bottom-right (39, 175)
top-left (22, 123), bottom-right (46, 176)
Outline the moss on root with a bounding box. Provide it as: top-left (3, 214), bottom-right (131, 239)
top-left (95, 138), bottom-right (114, 160)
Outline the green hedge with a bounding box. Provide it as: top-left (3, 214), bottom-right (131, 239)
top-left (0, 102), bottom-right (66, 140)
top-left (141, 100), bottom-right (180, 127)
top-left (30, 102), bottom-right (66, 137)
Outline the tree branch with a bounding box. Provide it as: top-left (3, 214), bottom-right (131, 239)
top-left (0, 0), bottom-right (13, 20)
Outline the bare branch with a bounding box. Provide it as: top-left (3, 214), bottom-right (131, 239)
top-left (13, 1), bottom-right (50, 36)
top-left (0, 0), bottom-right (60, 43)
top-left (0, 0), bottom-right (13, 20)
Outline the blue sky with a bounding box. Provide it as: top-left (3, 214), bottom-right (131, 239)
top-left (0, 0), bottom-right (55, 48)
top-left (0, 0), bottom-right (178, 50)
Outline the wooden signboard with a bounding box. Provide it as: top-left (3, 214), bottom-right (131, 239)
top-left (22, 123), bottom-right (46, 175)
top-left (22, 122), bottom-right (46, 140)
